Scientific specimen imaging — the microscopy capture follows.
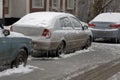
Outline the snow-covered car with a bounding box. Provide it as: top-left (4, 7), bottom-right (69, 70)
top-left (12, 12), bottom-right (93, 57)
top-left (0, 23), bottom-right (32, 69)
top-left (89, 12), bottom-right (120, 42)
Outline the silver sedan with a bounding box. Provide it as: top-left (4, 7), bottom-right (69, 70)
top-left (12, 12), bottom-right (93, 57)
top-left (89, 12), bottom-right (120, 43)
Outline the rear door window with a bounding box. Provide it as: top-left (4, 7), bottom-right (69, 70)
top-left (59, 17), bottom-right (73, 29)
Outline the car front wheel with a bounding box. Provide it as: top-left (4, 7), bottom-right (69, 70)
top-left (11, 49), bottom-right (28, 68)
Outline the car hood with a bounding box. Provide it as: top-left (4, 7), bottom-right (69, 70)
top-left (8, 31), bottom-right (31, 39)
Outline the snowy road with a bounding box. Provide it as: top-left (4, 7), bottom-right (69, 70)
top-left (1, 42), bottom-right (120, 80)
top-left (67, 57), bottom-right (120, 80)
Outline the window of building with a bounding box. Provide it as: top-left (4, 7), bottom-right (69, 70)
top-left (4, 0), bottom-right (9, 7)
top-left (67, 0), bottom-right (74, 9)
top-left (32, 0), bottom-right (44, 8)
top-left (4, 0), bottom-right (9, 14)
top-left (52, 0), bottom-right (60, 9)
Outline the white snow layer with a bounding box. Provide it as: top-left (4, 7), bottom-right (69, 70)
top-left (0, 65), bottom-right (38, 77)
top-left (61, 48), bottom-right (94, 58)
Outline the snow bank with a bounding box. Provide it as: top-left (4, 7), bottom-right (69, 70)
top-left (28, 48), bottom-right (94, 60)
top-left (61, 48), bottom-right (94, 59)
top-left (0, 65), bottom-right (38, 77)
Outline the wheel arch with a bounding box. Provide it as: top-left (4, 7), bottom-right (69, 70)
top-left (21, 47), bottom-right (29, 57)
top-left (12, 46), bottom-right (29, 61)
top-left (61, 40), bottom-right (66, 49)
top-left (10, 47), bottom-right (29, 68)
top-left (89, 35), bottom-right (93, 42)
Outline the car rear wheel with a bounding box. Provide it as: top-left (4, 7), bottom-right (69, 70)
top-left (11, 49), bottom-right (28, 68)
top-left (56, 41), bottom-right (65, 57)
top-left (111, 38), bottom-right (119, 43)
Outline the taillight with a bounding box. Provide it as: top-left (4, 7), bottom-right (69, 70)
top-left (110, 24), bottom-right (120, 29)
top-left (10, 26), bottom-right (13, 31)
top-left (88, 23), bottom-right (96, 28)
top-left (42, 29), bottom-right (51, 38)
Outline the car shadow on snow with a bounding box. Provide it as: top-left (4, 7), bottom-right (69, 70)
top-left (94, 38), bottom-right (120, 44)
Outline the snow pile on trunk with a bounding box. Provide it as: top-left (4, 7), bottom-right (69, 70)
top-left (0, 65), bottom-right (38, 77)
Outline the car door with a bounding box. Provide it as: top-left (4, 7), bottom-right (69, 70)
top-left (69, 17), bottom-right (88, 48)
top-left (59, 17), bottom-right (76, 50)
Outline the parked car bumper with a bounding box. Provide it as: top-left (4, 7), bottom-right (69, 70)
top-left (90, 28), bottom-right (119, 39)
top-left (32, 40), bottom-right (59, 51)
top-left (31, 41), bottom-right (59, 57)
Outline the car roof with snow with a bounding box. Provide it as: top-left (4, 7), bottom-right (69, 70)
top-left (91, 12), bottom-right (120, 23)
top-left (14, 12), bottom-right (74, 27)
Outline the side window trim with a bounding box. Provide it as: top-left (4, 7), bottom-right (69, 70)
top-left (69, 17), bottom-right (83, 30)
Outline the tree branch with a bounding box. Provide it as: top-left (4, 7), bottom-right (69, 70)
top-left (99, 0), bottom-right (113, 12)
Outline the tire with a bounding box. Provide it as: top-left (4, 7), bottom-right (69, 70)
top-left (84, 37), bottom-right (92, 49)
top-left (117, 38), bottom-right (120, 43)
top-left (11, 49), bottom-right (28, 68)
top-left (111, 38), bottom-right (118, 43)
top-left (56, 41), bottom-right (65, 57)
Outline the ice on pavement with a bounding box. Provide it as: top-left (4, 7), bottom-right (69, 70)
top-left (107, 72), bottom-right (120, 80)
top-left (0, 65), bottom-right (38, 77)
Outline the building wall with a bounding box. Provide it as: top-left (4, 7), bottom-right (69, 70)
top-left (3, 0), bottom-right (78, 25)
top-left (11, 0), bottom-right (26, 18)
top-left (0, 0), bottom-right (3, 19)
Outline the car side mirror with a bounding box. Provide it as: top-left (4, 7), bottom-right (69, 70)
top-left (3, 29), bottom-right (10, 36)
top-left (82, 25), bottom-right (88, 30)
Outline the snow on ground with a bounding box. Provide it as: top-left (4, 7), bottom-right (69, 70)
top-left (0, 65), bottom-right (38, 77)
top-left (107, 72), bottom-right (120, 80)
top-left (94, 42), bottom-right (120, 55)
top-left (28, 47), bottom-right (95, 60)
top-left (61, 48), bottom-right (95, 59)
top-left (28, 42), bottom-right (120, 61)
top-left (64, 65), bottom-right (99, 80)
